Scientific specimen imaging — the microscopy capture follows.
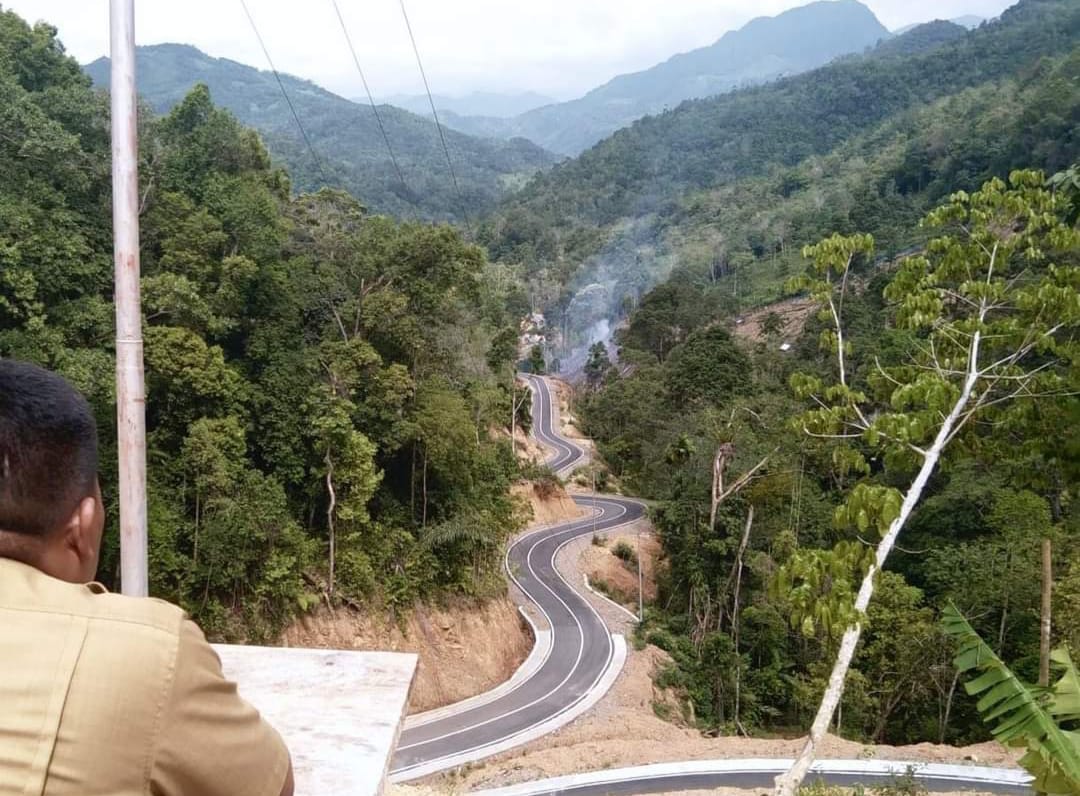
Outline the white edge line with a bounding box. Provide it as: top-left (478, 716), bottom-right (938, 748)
top-left (583, 574), bottom-right (641, 624)
top-left (404, 608), bottom-right (554, 729)
top-left (394, 501), bottom-right (620, 755)
top-left (391, 635), bottom-right (628, 783)
top-left (393, 502), bottom-right (641, 777)
top-left (467, 759), bottom-right (1033, 796)
top-left (393, 382), bottom-right (641, 778)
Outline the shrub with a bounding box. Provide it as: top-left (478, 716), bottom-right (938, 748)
top-left (613, 540), bottom-right (638, 565)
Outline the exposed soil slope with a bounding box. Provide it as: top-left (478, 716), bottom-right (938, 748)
top-left (281, 597), bottom-right (531, 713)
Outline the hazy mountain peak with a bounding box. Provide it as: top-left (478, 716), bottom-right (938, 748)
top-left (439, 0), bottom-right (891, 155)
top-left (894, 14), bottom-right (985, 35)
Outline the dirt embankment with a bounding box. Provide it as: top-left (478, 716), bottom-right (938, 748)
top-left (731, 295), bottom-right (817, 345)
top-left (512, 480), bottom-right (584, 526)
top-left (579, 530), bottom-right (661, 608)
top-left (280, 596), bottom-right (531, 713)
top-left (549, 377), bottom-right (590, 443)
top-left (279, 477), bottom-right (584, 714)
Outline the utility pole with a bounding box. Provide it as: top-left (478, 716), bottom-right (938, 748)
top-left (110, 0), bottom-right (148, 597)
top-left (591, 471), bottom-right (598, 540)
top-left (637, 527), bottom-right (644, 623)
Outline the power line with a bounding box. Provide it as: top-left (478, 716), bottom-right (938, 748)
top-left (329, 0), bottom-right (412, 204)
top-left (238, 0), bottom-right (333, 187)
top-left (397, 0), bottom-right (471, 229)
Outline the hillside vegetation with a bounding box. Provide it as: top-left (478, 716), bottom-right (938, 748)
top-left (479, 0), bottom-right (1080, 346)
top-left (84, 44), bottom-right (557, 221)
top-left (542, 0), bottom-right (1080, 763)
top-left (578, 172), bottom-right (1080, 750)
top-left (3, 11), bottom-right (536, 640)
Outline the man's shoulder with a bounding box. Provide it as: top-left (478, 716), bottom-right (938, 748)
top-left (0, 558), bottom-right (186, 638)
top-left (80, 588), bottom-right (187, 636)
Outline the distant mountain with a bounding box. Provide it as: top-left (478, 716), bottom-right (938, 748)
top-left (378, 91), bottom-right (556, 119)
top-left (951, 15), bottom-right (987, 29)
top-left (481, 0), bottom-right (1080, 300)
top-left (895, 15), bottom-right (985, 34)
top-left (443, 0), bottom-right (892, 155)
top-left (873, 20), bottom-right (968, 57)
top-left (83, 44), bottom-right (557, 220)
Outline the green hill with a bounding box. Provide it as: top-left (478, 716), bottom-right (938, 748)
top-left (83, 44), bottom-right (558, 221)
top-left (479, 0), bottom-right (1080, 340)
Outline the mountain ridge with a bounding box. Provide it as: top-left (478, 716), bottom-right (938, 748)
top-left (376, 90), bottom-right (557, 118)
top-left (438, 0), bottom-right (892, 155)
top-left (83, 43), bottom-right (557, 221)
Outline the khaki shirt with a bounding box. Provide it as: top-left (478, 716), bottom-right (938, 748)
top-left (0, 558), bottom-right (290, 796)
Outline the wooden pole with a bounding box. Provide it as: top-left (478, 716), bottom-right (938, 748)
top-left (110, 0), bottom-right (148, 597)
top-left (637, 526), bottom-right (644, 623)
top-left (1039, 537), bottom-right (1052, 687)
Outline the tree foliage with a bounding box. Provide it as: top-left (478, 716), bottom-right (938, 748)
top-left (0, 12), bottom-right (530, 640)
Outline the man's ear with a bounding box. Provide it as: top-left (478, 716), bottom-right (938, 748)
top-left (62, 494), bottom-right (103, 581)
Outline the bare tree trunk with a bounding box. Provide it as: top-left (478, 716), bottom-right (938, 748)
top-left (709, 444), bottom-right (730, 532)
top-left (421, 449), bottom-right (429, 528)
top-left (733, 506), bottom-right (754, 735)
top-left (193, 491), bottom-right (200, 569)
top-left (511, 385), bottom-right (517, 454)
top-left (940, 669), bottom-right (960, 744)
top-left (325, 450), bottom-right (337, 597)
top-left (998, 577), bottom-right (1010, 657)
top-left (774, 331), bottom-right (983, 796)
top-left (1040, 537), bottom-right (1053, 686)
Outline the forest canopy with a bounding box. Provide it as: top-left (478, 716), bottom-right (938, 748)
top-left (0, 10), bottom-right (534, 641)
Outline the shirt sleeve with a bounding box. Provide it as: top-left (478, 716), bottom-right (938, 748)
top-left (150, 619), bottom-right (291, 796)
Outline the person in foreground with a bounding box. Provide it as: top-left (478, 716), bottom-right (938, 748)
top-left (0, 359), bottom-right (294, 796)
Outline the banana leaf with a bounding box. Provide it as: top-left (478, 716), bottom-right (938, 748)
top-left (943, 603), bottom-right (1080, 796)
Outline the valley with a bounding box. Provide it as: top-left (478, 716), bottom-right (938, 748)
top-left (4, 0), bottom-right (1079, 793)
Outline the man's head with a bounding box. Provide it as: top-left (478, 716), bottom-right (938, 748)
top-left (0, 359), bottom-right (104, 583)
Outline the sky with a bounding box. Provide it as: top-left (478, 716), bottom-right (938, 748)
top-left (7, 0), bottom-right (1018, 101)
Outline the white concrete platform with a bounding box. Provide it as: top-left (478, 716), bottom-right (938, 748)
top-left (215, 645), bottom-right (417, 796)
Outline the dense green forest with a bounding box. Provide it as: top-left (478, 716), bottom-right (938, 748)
top-left (479, 0), bottom-right (1080, 346)
top-left (579, 172), bottom-right (1080, 746)
top-left (83, 44), bottom-right (557, 222)
top-left (557, 0), bottom-right (1080, 751)
top-left (480, 0), bottom-right (1080, 753)
top-left (6, 0), bottom-right (1080, 763)
top-left (0, 10), bottom-right (536, 640)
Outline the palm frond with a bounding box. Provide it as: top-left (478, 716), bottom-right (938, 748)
top-left (943, 603), bottom-right (1080, 796)
top-left (419, 513), bottom-right (499, 550)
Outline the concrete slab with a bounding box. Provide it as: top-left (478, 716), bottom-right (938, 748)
top-left (214, 645), bottom-right (417, 796)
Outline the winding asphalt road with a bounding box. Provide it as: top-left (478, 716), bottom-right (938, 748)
top-left (389, 375), bottom-right (644, 780)
top-left (390, 373), bottom-right (1031, 795)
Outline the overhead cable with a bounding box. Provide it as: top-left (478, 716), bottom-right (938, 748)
top-left (238, 0), bottom-right (334, 187)
top-left (329, 0), bottom-right (412, 204)
top-left (397, 0), bottom-right (471, 229)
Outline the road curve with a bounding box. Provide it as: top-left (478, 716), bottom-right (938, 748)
top-left (525, 374), bottom-right (582, 475)
top-left (389, 376), bottom-right (643, 780)
top-left (469, 759), bottom-right (1033, 796)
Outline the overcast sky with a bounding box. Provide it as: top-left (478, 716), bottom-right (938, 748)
top-left (7, 0), bottom-right (1017, 100)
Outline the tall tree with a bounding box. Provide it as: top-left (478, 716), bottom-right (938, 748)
top-left (774, 172), bottom-right (1080, 795)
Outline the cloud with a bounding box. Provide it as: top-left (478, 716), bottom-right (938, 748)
top-left (7, 0), bottom-right (1016, 100)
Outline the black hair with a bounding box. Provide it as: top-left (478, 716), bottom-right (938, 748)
top-left (0, 359), bottom-right (99, 536)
